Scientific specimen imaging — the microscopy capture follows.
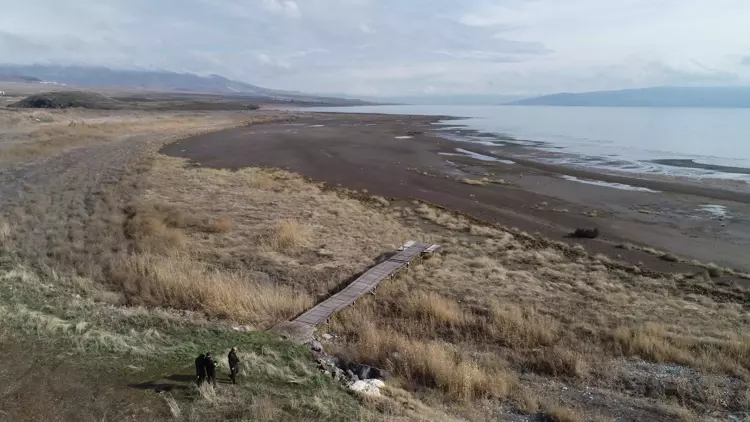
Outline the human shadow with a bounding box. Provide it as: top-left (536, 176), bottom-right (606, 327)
top-left (128, 381), bottom-right (190, 393)
top-left (165, 374), bottom-right (195, 383)
top-left (129, 374), bottom-right (194, 393)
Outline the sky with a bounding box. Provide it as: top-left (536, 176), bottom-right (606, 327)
top-left (2, 0), bottom-right (750, 96)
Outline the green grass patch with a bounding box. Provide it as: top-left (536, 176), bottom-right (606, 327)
top-left (0, 265), bottom-right (372, 421)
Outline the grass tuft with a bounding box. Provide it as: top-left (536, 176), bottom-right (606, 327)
top-left (267, 219), bottom-right (312, 251)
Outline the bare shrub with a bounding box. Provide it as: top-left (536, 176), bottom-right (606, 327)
top-left (525, 347), bottom-right (588, 378)
top-left (161, 393), bottom-right (181, 419)
top-left (540, 403), bottom-right (583, 422)
top-left (341, 319), bottom-right (512, 402)
top-left (107, 253), bottom-right (312, 325)
top-left (124, 204), bottom-right (189, 254)
top-left (486, 303), bottom-right (559, 348)
top-left (203, 218), bottom-right (233, 233)
top-left (513, 387), bottom-right (539, 414)
top-left (611, 324), bottom-right (692, 365)
top-left (266, 219), bottom-right (311, 251)
top-left (400, 290), bottom-right (466, 327)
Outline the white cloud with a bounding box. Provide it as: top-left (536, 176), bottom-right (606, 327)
top-left (459, 6), bottom-right (527, 27)
top-left (1, 0), bottom-right (750, 96)
top-left (262, 0), bottom-right (301, 18)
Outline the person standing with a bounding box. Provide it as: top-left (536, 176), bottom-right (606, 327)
top-left (204, 352), bottom-right (217, 388)
top-left (228, 347), bottom-right (240, 384)
top-left (195, 354), bottom-right (207, 386)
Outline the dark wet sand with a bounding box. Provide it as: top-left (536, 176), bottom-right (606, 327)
top-left (162, 112), bottom-right (750, 279)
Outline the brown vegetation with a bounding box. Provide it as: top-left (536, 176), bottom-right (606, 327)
top-left (0, 107), bottom-right (271, 164)
top-left (3, 114), bottom-right (748, 420)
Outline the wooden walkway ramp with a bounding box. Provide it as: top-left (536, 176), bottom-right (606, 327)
top-left (271, 241), bottom-right (440, 342)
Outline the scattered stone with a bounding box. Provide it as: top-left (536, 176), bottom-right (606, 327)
top-left (316, 248), bottom-right (335, 258)
top-left (660, 253), bottom-right (679, 262)
top-left (583, 210), bottom-right (600, 218)
top-left (321, 333), bottom-right (334, 341)
top-left (306, 340), bottom-right (324, 353)
top-left (571, 228), bottom-right (600, 239)
top-left (345, 361), bottom-right (389, 381)
top-left (232, 325), bottom-right (254, 332)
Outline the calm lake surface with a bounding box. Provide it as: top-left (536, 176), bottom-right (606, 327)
top-left (307, 105), bottom-right (750, 182)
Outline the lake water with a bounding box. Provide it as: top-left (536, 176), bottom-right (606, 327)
top-left (306, 105), bottom-right (750, 182)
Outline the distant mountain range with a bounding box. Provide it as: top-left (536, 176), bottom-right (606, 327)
top-left (0, 64), bottom-right (368, 105)
top-left (510, 86), bottom-right (750, 108)
top-left (358, 94), bottom-right (529, 105)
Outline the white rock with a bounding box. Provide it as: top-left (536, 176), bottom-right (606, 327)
top-left (321, 333), bottom-right (334, 341)
top-left (370, 379), bottom-right (385, 388)
top-left (232, 325), bottom-right (253, 332)
top-left (349, 379), bottom-right (384, 396)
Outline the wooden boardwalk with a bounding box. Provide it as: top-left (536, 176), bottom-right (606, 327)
top-left (271, 241), bottom-right (440, 341)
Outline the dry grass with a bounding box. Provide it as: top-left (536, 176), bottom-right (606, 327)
top-left (320, 200), bottom-right (750, 419)
top-left (204, 217), bottom-right (233, 233)
top-left (108, 253), bottom-right (313, 325)
top-left (4, 116), bottom-right (749, 421)
top-left (0, 218), bottom-right (9, 244)
top-left (342, 321), bottom-right (512, 402)
top-left (266, 219), bottom-right (312, 251)
top-left (514, 387), bottom-right (540, 414)
top-left (541, 403), bottom-right (583, 422)
top-left (0, 108), bottom-right (269, 164)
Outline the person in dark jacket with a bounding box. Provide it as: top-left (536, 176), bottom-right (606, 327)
top-left (228, 347), bottom-right (240, 384)
top-left (195, 354), bottom-right (207, 385)
top-left (204, 352), bottom-right (217, 388)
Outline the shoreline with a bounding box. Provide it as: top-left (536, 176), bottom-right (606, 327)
top-left (162, 111), bottom-right (750, 277)
top-left (428, 120), bottom-right (750, 196)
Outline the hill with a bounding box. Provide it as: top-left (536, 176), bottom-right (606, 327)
top-left (9, 90), bottom-right (263, 111)
top-left (354, 94), bottom-right (528, 105)
top-left (511, 86), bottom-right (750, 108)
top-left (0, 64), bottom-right (368, 105)
top-left (0, 74), bottom-right (43, 83)
top-left (0, 64), bottom-right (276, 95)
top-left (10, 91), bottom-right (126, 109)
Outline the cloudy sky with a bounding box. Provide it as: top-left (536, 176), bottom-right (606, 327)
top-left (2, 0), bottom-right (750, 96)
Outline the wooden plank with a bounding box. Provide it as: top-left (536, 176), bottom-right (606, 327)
top-left (286, 242), bottom-right (439, 328)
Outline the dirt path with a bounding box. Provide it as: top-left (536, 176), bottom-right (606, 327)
top-left (0, 114), bottom-right (264, 276)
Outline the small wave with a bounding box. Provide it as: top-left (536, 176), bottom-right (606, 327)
top-left (439, 148), bottom-right (515, 164)
top-left (561, 175), bottom-right (659, 192)
top-left (696, 204), bottom-right (729, 219)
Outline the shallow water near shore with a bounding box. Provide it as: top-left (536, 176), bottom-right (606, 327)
top-left (307, 104), bottom-right (750, 184)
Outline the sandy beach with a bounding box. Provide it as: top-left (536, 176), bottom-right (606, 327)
top-left (162, 112), bottom-right (750, 280)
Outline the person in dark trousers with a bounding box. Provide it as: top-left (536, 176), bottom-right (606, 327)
top-left (195, 353), bottom-right (207, 386)
top-left (228, 347), bottom-right (240, 384)
top-left (204, 352), bottom-right (217, 388)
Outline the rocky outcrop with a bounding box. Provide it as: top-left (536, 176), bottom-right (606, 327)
top-left (307, 335), bottom-right (389, 395)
